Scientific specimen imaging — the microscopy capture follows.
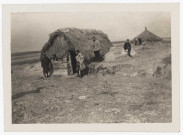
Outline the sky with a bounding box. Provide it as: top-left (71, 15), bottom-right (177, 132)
top-left (11, 12), bottom-right (171, 53)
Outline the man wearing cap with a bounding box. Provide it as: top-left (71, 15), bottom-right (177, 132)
top-left (41, 53), bottom-right (52, 77)
top-left (92, 37), bottom-right (101, 61)
top-left (124, 39), bottom-right (132, 57)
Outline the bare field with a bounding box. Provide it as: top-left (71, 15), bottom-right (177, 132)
top-left (11, 42), bottom-right (171, 123)
top-left (11, 51), bottom-right (40, 66)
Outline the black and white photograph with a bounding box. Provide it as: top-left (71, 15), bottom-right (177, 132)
top-left (2, 3), bottom-right (180, 132)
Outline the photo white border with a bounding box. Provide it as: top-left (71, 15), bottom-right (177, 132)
top-left (2, 2), bottom-right (180, 133)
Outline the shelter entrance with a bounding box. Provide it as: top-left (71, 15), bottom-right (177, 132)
top-left (138, 38), bottom-right (142, 45)
top-left (67, 50), bottom-right (77, 75)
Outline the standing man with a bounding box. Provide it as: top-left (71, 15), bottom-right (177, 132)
top-left (41, 52), bottom-right (52, 77)
top-left (75, 50), bottom-right (85, 78)
top-left (134, 38), bottom-right (138, 45)
top-left (92, 36), bottom-right (101, 61)
top-left (124, 39), bottom-right (132, 57)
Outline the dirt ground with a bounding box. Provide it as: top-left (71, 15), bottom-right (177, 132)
top-left (11, 42), bottom-right (171, 123)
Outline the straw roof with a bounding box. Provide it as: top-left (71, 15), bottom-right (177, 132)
top-left (135, 27), bottom-right (162, 41)
top-left (41, 28), bottom-right (112, 61)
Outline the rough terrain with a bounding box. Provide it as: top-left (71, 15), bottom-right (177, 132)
top-left (12, 42), bottom-right (171, 123)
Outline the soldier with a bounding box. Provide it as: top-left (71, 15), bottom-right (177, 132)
top-left (124, 39), bottom-right (132, 57)
top-left (41, 53), bottom-right (52, 77)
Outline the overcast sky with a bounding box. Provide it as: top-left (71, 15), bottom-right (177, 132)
top-left (11, 12), bottom-right (171, 53)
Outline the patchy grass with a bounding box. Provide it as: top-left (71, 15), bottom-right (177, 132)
top-left (11, 42), bottom-right (171, 123)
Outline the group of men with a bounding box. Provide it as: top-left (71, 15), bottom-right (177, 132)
top-left (41, 36), bottom-right (102, 78)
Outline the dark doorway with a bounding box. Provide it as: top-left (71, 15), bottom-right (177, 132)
top-left (138, 38), bottom-right (142, 45)
top-left (68, 50), bottom-right (77, 74)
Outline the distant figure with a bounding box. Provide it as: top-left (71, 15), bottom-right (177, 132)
top-left (41, 53), bottom-right (52, 78)
top-left (124, 39), bottom-right (132, 57)
top-left (134, 38), bottom-right (139, 45)
top-left (92, 36), bottom-right (101, 61)
top-left (75, 50), bottom-right (85, 78)
top-left (142, 40), bottom-right (147, 46)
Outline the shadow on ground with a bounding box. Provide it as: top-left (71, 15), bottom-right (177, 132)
top-left (12, 87), bottom-right (43, 100)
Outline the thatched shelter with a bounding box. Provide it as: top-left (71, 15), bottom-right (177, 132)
top-left (41, 28), bottom-right (112, 74)
top-left (41, 28), bottom-right (112, 60)
top-left (135, 27), bottom-right (162, 42)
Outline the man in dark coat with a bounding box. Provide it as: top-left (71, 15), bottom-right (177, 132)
top-left (124, 39), bottom-right (132, 57)
top-left (41, 53), bottom-right (52, 77)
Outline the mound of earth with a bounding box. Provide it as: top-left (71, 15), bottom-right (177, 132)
top-left (104, 46), bottom-right (137, 62)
